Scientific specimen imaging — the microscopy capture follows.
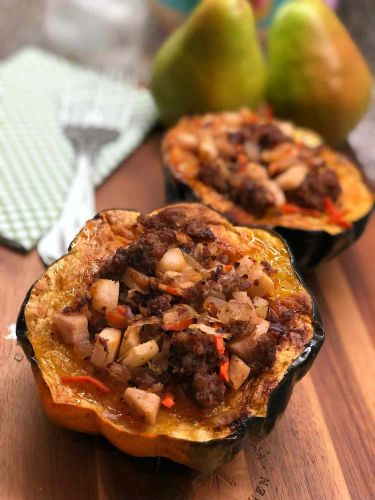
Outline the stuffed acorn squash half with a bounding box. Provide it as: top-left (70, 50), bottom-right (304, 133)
top-left (163, 110), bottom-right (373, 269)
top-left (17, 204), bottom-right (323, 471)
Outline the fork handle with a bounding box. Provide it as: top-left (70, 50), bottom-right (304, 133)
top-left (37, 151), bottom-right (96, 266)
top-left (65, 151), bottom-right (95, 221)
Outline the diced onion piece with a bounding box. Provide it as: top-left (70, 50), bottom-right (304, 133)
top-left (253, 297), bottom-right (269, 319)
top-left (122, 268), bottom-right (150, 293)
top-left (118, 325), bottom-right (141, 360)
top-left (149, 339), bottom-right (170, 372)
top-left (123, 387), bottom-right (161, 425)
top-left (54, 312), bottom-right (89, 345)
top-left (204, 295), bottom-right (226, 310)
top-left (90, 279), bottom-right (119, 312)
top-left (177, 304), bottom-right (198, 319)
top-left (232, 291), bottom-right (254, 307)
top-left (162, 271), bottom-right (182, 280)
top-left (229, 355), bottom-right (251, 390)
top-left (217, 301), bottom-right (256, 325)
top-left (90, 327), bottom-right (122, 368)
top-left (121, 340), bottom-right (159, 368)
top-left (162, 309), bottom-right (180, 326)
top-left (182, 252), bottom-right (204, 271)
top-left (157, 248), bottom-right (188, 274)
top-left (189, 323), bottom-right (218, 336)
top-left (163, 305), bottom-right (196, 330)
top-left (178, 279), bottom-right (196, 289)
top-left (265, 179), bottom-right (286, 206)
top-left (108, 362), bottom-right (131, 383)
top-left (254, 319), bottom-right (270, 337)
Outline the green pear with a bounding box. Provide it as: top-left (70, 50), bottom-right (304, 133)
top-left (151, 0), bottom-right (266, 126)
top-left (267, 0), bottom-right (373, 146)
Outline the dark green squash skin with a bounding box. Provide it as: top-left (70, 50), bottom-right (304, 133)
top-left (164, 166), bottom-right (373, 271)
top-left (16, 209), bottom-right (324, 471)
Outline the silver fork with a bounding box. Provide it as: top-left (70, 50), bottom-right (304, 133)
top-left (37, 76), bottom-right (135, 265)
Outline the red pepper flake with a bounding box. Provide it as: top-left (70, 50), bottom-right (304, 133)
top-left (223, 264), bottom-right (233, 272)
top-left (61, 375), bottom-right (110, 394)
top-left (158, 284), bottom-right (181, 296)
top-left (323, 197), bottom-right (352, 230)
top-left (161, 393), bottom-right (175, 409)
top-left (163, 318), bottom-right (192, 331)
top-left (237, 153), bottom-right (248, 165)
top-left (219, 359), bottom-right (230, 383)
top-left (106, 307), bottom-right (129, 328)
top-left (214, 336), bottom-right (225, 355)
top-left (280, 203), bottom-right (321, 217)
top-left (117, 305), bottom-right (127, 316)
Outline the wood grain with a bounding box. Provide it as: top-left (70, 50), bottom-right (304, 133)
top-left (1, 133), bottom-right (374, 500)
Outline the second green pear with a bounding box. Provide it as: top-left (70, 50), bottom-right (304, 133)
top-left (267, 0), bottom-right (373, 146)
top-left (151, 0), bottom-right (266, 126)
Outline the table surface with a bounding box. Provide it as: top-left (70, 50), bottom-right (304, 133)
top-left (1, 132), bottom-right (374, 500)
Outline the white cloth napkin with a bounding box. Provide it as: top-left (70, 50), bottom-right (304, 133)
top-left (0, 46), bottom-right (158, 251)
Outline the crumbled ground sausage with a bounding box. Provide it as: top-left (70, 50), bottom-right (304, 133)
top-left (169, 330), bottom-right (225, 408)
top-left (193, 372), bottom-right (226, 408)
top-left (199, 161), bottom-right (276, 218)
top-left (138, 208), bottom-right (215, 243)
top-left (228, 123), bottom-right (291, 150)
top-left (286, 166), bottom-right (341, 210)
top-left (145, 294), bottom-right (173, 317)
top-left (267, 292), bottom-right (311, 346)
top-left (72, 203), bottom-right (310, 416)
top-left (183, 280), bottom-right (223, 310)
top-left (232, 178), bottom-right (275, 218)
top-left (134, 372), bottom-right (164, 396)
top-left (122, 230), bottom-right (177, 275)
top-left (101, 229), bottom-right (177, 277)
top-left (246, 334), bottom-right (276, 374)
top-left (217, 271), bottom-right (250, 298)
top-left (228, 320), bottom-right (255, 337)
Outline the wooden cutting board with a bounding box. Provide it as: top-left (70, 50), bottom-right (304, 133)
top-left (0, 134), bottom-right (374, 500)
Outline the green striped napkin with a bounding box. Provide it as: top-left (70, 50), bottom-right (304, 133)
top-left (0, 46), bottom-right (158, 252)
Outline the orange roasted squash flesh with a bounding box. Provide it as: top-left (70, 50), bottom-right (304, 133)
top-left (16, 204), bottom-right (324, 471)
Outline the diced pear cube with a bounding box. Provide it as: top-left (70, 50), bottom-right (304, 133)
top-left (247, 264), bottom-right (274, 298)
top-left (90, 279), bottom-right (119, 312)
top-left (253, 296), bottom-right (269, 319)
top-left (118, 325), bottom-right (141, 360)
top-left (124, 387), bottom-right (161, 425)
top-left (156, 248), bottom-right (187, 274)
top-left (90, 327), bottom-right (122, 367)
top-left (229, 355), bottom-right (251, 390)
top-left (121, 340), bottom-right (159, 368)
top-left (53, 312), bottom-right (89, 345)
top-left (254, 318), bottom-right (270, 337)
